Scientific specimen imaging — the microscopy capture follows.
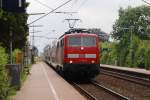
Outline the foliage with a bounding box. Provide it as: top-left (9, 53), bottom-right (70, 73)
top-left (109, 5), bottom-right (150, 69)
top-left (101, 39), bottom-right (150, 69)
top-left (135, 40), bottom-right (150, 69)
top-left (100, 42), bottom-right (117, 65)
top-left (112, 6), bottom-right (150, 40)
top-left (0, 8), bottom-right (28, 53)
top-left (145, 43), bottom-right (150, 69)
top-left (0, 46), bottom-right (10, 100)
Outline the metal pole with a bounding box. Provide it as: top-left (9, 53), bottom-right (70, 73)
top-left (10, 30), bottom-right (13, 64)
top-left (32, 24), bottom-right (35, 63)
top-left (32, 23), bottom-right (35, 47)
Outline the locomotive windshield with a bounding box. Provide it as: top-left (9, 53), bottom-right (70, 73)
top-left (68, 36), bottom-right (96, 47)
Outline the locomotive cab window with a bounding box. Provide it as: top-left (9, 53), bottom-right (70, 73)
top-left (68, 36), bottom-right (81, 46)
top-left (68, 36), bottom-right (96, 47)
top-left (82, 37), bottom-right (96, 46)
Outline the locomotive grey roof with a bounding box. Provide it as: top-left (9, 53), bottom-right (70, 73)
top-left (59, 28), bottom-right (90, 39)
top-left (65, 28), bottom-right (90, 34)
top-left (59, 28), bottom-right (109, 41)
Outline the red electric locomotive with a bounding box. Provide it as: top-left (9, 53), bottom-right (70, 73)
top-left (44, 28), bottom-right (100, 80)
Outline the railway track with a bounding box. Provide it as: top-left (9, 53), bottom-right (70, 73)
top-left (72, 81), bottom-right (129, 100)
top-left (101, 68), bottom-right (150, 87)
top-left (72, 82), bottom-right (98, 100)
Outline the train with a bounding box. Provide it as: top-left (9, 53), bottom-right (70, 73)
top-left (43, 28), bottom-right (100, 80)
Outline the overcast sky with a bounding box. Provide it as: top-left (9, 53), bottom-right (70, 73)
top-left (26, 0), bottom-right (148, 52)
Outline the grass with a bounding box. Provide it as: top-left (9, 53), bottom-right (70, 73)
top-left (21, 64), bottom-right (32, 82)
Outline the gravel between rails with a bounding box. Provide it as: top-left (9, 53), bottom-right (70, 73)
top-left (95, 74), bottom-right (150, 100)
top-left (78, 82), bottom-right (127, 100)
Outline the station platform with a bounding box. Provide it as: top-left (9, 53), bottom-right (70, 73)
top-left (101, 64), bottom-right (150, 75)
top-left (13, 62), bottom-right (85, 100)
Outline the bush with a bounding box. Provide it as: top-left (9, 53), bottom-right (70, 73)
top-left (0, 46), bottom-right (10, 100)
top-left (100, 42), bottom-right (118, 65)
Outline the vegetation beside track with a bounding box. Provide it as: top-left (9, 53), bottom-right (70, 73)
top-left (0, 5), bottom-right (33, 100)
top-left (0, 46), bottom-right (32, 100)
top-left (0, 46), bottom-right (12, 100)
top-left (0, 7), bottom-right (28, 53)
top-left (101, 5), bottom-right (150, 69)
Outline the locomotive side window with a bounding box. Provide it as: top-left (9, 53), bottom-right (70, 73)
top-left (57, 41), bottom-right (60, 48)
top-left (60, 39), bottom-right (64, 47)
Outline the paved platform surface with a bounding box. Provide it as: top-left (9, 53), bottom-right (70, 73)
top-left (101, 64), bottom-right (150, 75)
top-left (13, 62), bottom-right (85, 100)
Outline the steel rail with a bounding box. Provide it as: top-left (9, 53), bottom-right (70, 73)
top-left (100, 65), bottom-right (150, 80)
top-left (91, 81), bottom-right (130, 100)
top-left (101, 69), bottom-right (150, 87)
top-left (101, 68), bottom-right (150, 81)
top-left (72, 82), bottom-right (98, 100)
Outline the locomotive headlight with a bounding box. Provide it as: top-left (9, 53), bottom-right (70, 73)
top-left (91, 60), bottom-right (95, 64)
top-left (81, 47), bottom-right (84, 50)
top-left (69, 60), bottom-right (73, 64)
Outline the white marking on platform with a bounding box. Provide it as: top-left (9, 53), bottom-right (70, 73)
top-left (41, 63), bottom-right (60, 100)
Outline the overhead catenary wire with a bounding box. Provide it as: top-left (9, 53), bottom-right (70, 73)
top-left (30, 35), bottom-right (57, 39)
top-left (28, 0), bottom-right (74, 25)
top-left (76, 0), bottom-right (88, 11)
top-left (67, 0), bottom-right (79, 11)
top-left (141, 0), bottom-right (150, 5)
top-left (33, 0), bottom-right (53, 10)
top-left (67, 0), bottom-right (88, 12)
top-left (33, 0), bottom-right (77, 15)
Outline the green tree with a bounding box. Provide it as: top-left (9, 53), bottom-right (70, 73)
top-left (112, 6), bottom-right (150, 40)
top-left (0, 6), bottom-right (29, 52)
top-left (112, 5), bottom-right (150, 68)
